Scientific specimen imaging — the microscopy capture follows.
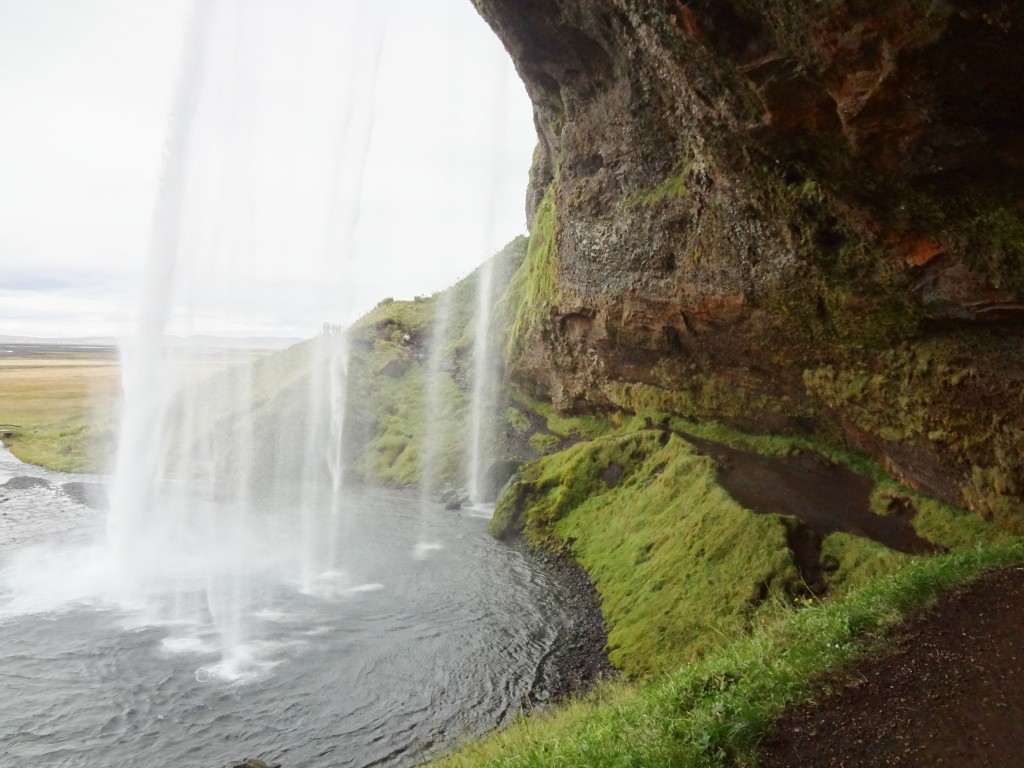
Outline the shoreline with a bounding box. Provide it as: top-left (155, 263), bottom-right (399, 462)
top-left (511, 538), bottom-right (618, 709)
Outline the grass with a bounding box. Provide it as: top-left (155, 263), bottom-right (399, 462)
top-left (494, 430), bottom-right (796, 677)
top-left (469, 405), bottom-right (1019, 765)
top-left (343, 239), bottom-right (527, 489)
top-left (432, 542), bottom-right (1024, 767)
top-left (0, 350), bottom-right (121, 472)
top-left (502, 184), bottom-right (559, 367)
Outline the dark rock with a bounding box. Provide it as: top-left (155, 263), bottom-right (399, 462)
top-left (60, 482), bottom-right (109, 510)
top-left (479, 459), bottom-right (522, 503)
top-left (230, 760), bottom-right (281, 768)
top-left (2, 476), bottom-right (51, 491)
top-left (520, 542), bottom-right (617, 705)
top-left (437, 484), bottom-right (469, 510)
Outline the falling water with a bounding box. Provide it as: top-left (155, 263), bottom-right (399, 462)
top-left (107, 2), bottom-right (213, 588)
top-left (104, 0), bottom-right (391, 670)
top-left (297, 1), bottom-right (389, 594)
top-left (466, 260), bottom-right (497, 504)
top-left (415, 285), bottom-right (459, 548)
top-left (465, 56), bottom-right (513, 505)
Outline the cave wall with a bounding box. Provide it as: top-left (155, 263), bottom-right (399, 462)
top-left (472, 0), bottom-right (1024, 528)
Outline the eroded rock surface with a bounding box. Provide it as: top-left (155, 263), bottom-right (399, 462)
top-left (473, 0), bottom-right (1024, 528)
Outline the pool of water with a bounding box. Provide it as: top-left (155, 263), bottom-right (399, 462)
top-left (0, 446), bottom-right (569, 767)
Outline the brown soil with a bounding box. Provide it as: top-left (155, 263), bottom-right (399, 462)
top-left (757, 565), bottom-right (1024, 768)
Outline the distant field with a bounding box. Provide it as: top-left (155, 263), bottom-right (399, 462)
top-left (0, 343), bottom-right (271, 473)
top-left (0, 345), bottom-right (121, 472)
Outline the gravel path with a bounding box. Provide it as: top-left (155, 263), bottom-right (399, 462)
top-left (757, 565), bottom-right (1024, 768)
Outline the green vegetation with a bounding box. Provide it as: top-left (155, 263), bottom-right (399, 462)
top-left (343, 237), bottom-right (528, 488)
top-left (0, 351), bottom-right (121, 472)
top-left (491, 411), bottom-right (1012, 679)
top-left (802, 338), bottom-right (1024, 532)
top-left (509, 389), bottom-right (611, 442)
top-left (624, 164), bottom-right (691, 208)
top-left (501, 185), bottom-right (560, 366)
top-left (494, 429), bottom-right (795, 677)
top-left (470, 383), bottom-right (1020, 764)
top-left (434, 543), bottom-right (1024, 768)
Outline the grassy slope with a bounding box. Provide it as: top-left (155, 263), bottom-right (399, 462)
top-left (490, 413), bottom-right (1015, 681)
top-left (344, 237), bottom-right (527, 488)
top-left (439, 416), bottom-right (1020, 768)
top-left (174, 236), bottom-right (529, 491)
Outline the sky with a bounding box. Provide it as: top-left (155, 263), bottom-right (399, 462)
top-left (0, 0), bottom-right (536, 339)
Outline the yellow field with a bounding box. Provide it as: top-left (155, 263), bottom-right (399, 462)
top-left (0, 346), bottom-right (267, 473)
top-left (0, 348), bottom-right (121, 472)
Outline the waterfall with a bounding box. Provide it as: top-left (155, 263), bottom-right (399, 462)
top-left (466, 260), bottom-right (497, 504)
top-left (105, 0), bottom-right (390, 671)
top-left (464, 56), bottom-right (513, 506)
top-left (107, 2), bottom-right (212, 587)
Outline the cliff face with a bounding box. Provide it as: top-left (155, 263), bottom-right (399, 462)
top-left (473, 0), bottom-right (1024, 528)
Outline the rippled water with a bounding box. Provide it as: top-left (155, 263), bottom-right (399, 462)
top-left (0, 446), bottom-right (570, 767)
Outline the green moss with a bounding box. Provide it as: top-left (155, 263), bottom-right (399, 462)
top-left (493, 430), bottom-right (798, 678)
top-left (501, 184), bottom-right (559, 366)
top-left (599, 376), bottom-right (803, 428)
top-left (506, 407), bottom-right (531, 434)
top-left (800, 336), bottom-right (1024, 531)
top-left (492, 411), bottom-right (1011, 675)
top-left (624, 163), bottom-right (691, 208)
top-left (819, 533), bottom-right (906, 597)
top-left (965, 205), bottom-right (1024, 295)
top-left (509, 389), bottom-right (611, 440)
top-left (527, 432), bottom-right (560, 455)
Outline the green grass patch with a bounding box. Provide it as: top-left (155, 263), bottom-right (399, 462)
top-left (491, 413), bottom-right (1012, 680)
top-left (509, 389), bottom-right (611, 441)
top-left (0, 351), bottom-right (121, 472)
top-left (493, 430), bottom-right (799, 677)
top-left (502, 184), bottom-right (560, 366)
top-left (433, 542), bottom-right (1024, 768)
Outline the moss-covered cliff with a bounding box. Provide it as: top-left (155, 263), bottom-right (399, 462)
top-left (473, 0), bottom-right (1024, 529)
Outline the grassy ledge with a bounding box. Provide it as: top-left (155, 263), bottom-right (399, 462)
top-left (461, 407), bottom-right (1020, 766)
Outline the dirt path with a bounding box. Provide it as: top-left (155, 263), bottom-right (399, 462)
top-left (757, 565), bottom-right (1024, 768)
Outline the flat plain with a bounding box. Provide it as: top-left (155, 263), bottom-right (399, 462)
top-left (0, 343), bottom-right (269, 473)
top-left (0, 344), bottom-right (121, 472)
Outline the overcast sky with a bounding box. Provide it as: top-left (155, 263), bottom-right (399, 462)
top-left (0, 0), bottom-right (536, 339)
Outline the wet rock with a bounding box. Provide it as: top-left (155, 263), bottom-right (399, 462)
top-left (479, 459), bottom-right (521, 502)
top-left (2, 476), bottom-right (51, 491)
top-left (437, 484), bottom-right (469, 510)
top-left (523, 544), bottom-right (617, 704)
top-left (229, 760), bottom-right (281, 768)
top-left (60, 482), bottom-right (109, 510)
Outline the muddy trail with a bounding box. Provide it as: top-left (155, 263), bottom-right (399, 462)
top-left (756, 564), bottom-right (1024, 768)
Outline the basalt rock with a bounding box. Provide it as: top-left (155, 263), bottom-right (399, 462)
top-left (473, 0), bottom-right (1024, 528)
